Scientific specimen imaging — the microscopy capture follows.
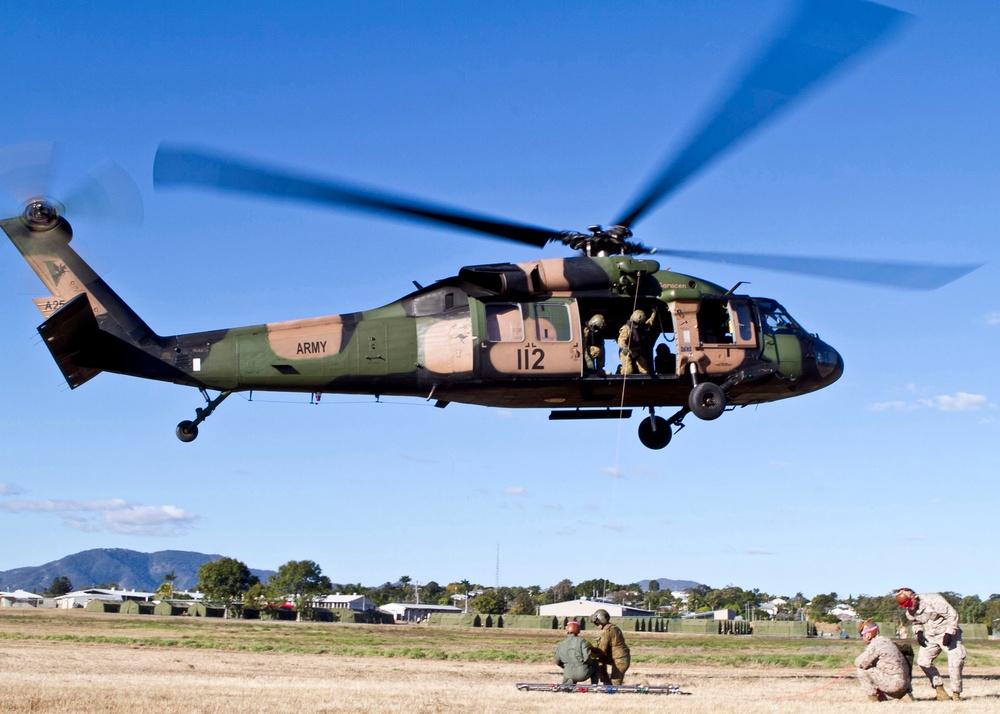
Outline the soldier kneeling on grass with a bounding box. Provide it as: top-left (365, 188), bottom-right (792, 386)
top-left (554, 620), bottom-right (598, 685)
top-left (855, 620), bottom-right (914, 703)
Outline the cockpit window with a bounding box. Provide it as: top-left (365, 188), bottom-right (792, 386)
top-left (756, 299), bottom-right (800, 333)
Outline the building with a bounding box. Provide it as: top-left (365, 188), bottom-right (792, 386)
top-left (828, 603), bottom-right (858, 621)
top-left (53, 588), bottom-right (191, 609)
top-left (313, 593), bottom-right (376, 612)
top-left (379, 602), bottom-right (462, 622)
top-left (0, 590), bottom-right (45, 608)
top-left (683, 608), bottom-right (737, 620)
top-left (538, 597), bottom-right (654, 619)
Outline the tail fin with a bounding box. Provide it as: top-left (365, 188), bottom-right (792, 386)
top-left (3, 212), bottom-right (159, 387)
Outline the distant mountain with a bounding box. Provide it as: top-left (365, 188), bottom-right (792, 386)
top-left (0, 549), bottom-right (275, 593)
top-left (638, 578), bottom-right (704, 593)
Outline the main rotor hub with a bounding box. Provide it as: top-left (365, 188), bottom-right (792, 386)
top-left (557, 224), bottom-right (651, 256)
top-left (22, 198), bottom-right (62, 231)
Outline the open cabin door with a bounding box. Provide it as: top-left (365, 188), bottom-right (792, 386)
top-left (671, 297), bottom-right (758, 377)
top-left (472, 298), bottom-right (582, 378)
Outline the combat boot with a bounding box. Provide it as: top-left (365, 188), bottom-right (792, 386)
top-left (935, 685), bottom-right (950, 701)
top-left (950, 691), bottom-right (961, 701)
top-left (899, 691), bottom-right (915, 702)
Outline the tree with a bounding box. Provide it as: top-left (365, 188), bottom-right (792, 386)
top-left (647, 579), bottom-right (660, 593)
top-left (544, 579), bottom-right (573, 604)
top-left (460, 579), bottom-right (472, 613)
top-left (197, 557), bottom-right (259, 618)
top-left (423, 580), bottom-right (444, 604)
top-left (270, 560), bottom-right (333, 621)
top-left (807, 592), bottom-right (839, 624)
top-left (959, 595), bottom-right (985, 625)
top-left (508, 590), bottom-right (538, 616)
top-left (155, 571), bottom-right (178, 600)
top-left (685, 584), bottom-right (712, 612)
top-left (855, 593), bottom-right (900, 623)
top-left (44, 576), bottom-right (73, 597)
top-left (471, 590), bottom-right (505, 615)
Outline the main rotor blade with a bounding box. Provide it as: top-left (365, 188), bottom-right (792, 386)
top-left (614, 0), bottom-right (908, 229)
top-left (154, 144), bottom-right (560, 248)
top-left (656, 249), bottom-right (982, 290)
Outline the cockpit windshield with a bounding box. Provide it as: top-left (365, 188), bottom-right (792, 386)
top-left (756, 299), bottom-right (801, 334)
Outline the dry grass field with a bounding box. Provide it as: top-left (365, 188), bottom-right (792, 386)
top-left (1, 609), bottom-right (998, 713)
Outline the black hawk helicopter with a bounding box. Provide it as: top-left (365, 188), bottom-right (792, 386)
top-left (0, 0), bottom-right (981, 448)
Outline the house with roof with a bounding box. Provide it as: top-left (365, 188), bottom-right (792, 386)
top-left (313, 593), bottom-right (376, 612)
top-left (0, 589), bottom-right (45, 608)
top-left (538, 597), bottom-right (655, 619)
top-left (379, 602), bottom-right (462, 622)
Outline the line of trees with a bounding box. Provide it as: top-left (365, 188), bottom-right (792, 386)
top-left (36, 564), bottom-right (1000, 627)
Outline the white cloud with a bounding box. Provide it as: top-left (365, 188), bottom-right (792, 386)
top-left (917, 392), bottom-right (989, 412)
top-left (872, 390), bottom-right (990, 413)
top-left (986, 312), bottom-right (1000, 327)
top-left (870, 400), bottom-right (913, 412)
top-left (504, 486), bottom-right (525, 496)
top-left (601, 467), bottom-right (625, 479)
top-left (0, 482), bottom-right (26, 496)
top-left (745, 548), bottom-right (775, 556)
top-left (0, 498), bottom-right (199, 536)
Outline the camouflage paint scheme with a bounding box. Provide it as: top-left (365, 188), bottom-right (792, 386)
top-left (2, 213), bottom-right (842, 418)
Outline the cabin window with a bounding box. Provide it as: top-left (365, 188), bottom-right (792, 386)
top-left (730, 300), bottom-right (754, 342)
top-left (485, 303), bottom-right (524, 342)
top-left (531, 302), bottom-right (572, 342)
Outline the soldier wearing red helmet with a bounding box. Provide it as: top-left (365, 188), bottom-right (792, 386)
top-left (896, 588), bottom-right (966, 701)
top-left (554, 620), bottom-right (598, 684)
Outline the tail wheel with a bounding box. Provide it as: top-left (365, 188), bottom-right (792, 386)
top-left (688, 383), bottom-right (726, 421)
top-left (638, 416), bottom-right (672, 449)
top-left (176, 420), bottom-right (199, 443)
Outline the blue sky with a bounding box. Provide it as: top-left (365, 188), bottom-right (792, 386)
top-left (1, 1), bottom-right (997, 600)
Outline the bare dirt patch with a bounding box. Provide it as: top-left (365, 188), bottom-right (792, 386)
top-left (1, 610), bottom-right (997, 713)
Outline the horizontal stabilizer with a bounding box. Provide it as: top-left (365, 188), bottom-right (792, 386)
top-left (37, 293), bottom-right (104, 389)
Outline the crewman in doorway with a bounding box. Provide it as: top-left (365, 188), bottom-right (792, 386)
top-left (618, 310), bottom-right (657, 375)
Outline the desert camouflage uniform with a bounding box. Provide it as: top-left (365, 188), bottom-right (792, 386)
top-left (554, 633), bottom-right (597, 684)
top-left (617, 312), bottom-right (657, 375)
top-left (594, 623), bottom-right (631, 684)
top-left (854, 634), bottom-right (912, 699)
top-left (905, 592), bottom-right (966, 694)
top-left (583, 323), bottom-right (605, 373)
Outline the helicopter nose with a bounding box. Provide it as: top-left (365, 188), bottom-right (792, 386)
top-left (813, 338), bottom-right (843, 385)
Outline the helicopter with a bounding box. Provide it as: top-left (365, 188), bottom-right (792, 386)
top-left (0, 0), bottom-right (982, 450)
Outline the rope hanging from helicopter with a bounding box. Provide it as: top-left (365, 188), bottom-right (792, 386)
top-left (608, 283), bottom-right (646, 526)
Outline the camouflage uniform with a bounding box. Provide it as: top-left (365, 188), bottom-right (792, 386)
top-left (854, 635), bottom-right (912, 699)
top-left (583, 323), bottom-right (605, 373)
top-left (905, 593), bottom-right (966, 695)
top-left (617, 311), bottom-right (657, 375)
top-left (554, 633), bottom-right (597, 684)
top-left (594, 623), bottom-right (631, 684)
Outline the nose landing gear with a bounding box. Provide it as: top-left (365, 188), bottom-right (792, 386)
top-left (176, 389), bottom-right (231, 442)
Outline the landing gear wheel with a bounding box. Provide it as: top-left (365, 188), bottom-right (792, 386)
top-left (688, 383), bottom-right (726, 421)
top-left (638, 416), bottom-right (672, 449)
top-left (176, 420), bottom-right (199, 443)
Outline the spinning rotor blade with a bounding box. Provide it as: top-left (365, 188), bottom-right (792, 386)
top-left (154, 144), bottom-right (561, 248)
top-left (0, 142), bottom-right (143, 228)
top-left (0, 142), bottom-right (55, 208)
top-left (656, 248), bottom-right (981, 290)
top-left (614, 0), bottom-right (908, 228)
